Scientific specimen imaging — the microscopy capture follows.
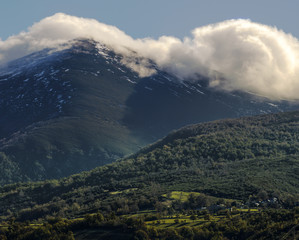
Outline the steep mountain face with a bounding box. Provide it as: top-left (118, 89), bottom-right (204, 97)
top-left (0, 39), bottom-right (298, 184)
top-left (0, 110), bottom-right (298, 221)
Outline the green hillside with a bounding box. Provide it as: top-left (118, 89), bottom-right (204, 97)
top-left (0, 110), bottom-right (298, 221)
top-left (0, 110), bottom-right (299, 239)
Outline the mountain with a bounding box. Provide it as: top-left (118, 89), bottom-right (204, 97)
top-left (0, 39), bottom-right (298, 184)
top-left (0, 110), bottom-right (298, 222)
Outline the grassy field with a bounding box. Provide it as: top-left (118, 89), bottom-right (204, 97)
top-left (144, 210), bottom-right (259, 229)
top-left (162, 191), bottom-right (242, 205)
top-left (110, 188), bottom-right (138, 195)
top-left (162, 191), bottom-right (201, 202)
top-left (146, 215), bottom-right (217, 228)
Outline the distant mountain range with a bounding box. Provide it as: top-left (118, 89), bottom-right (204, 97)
top-left (0, 39), bottom-right (298, 184)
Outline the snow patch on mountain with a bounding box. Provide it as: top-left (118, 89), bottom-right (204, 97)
top-left (1, 14), bottom-right (299, 100)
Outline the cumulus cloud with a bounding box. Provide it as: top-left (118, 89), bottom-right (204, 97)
top-left (1, 13), bottom-right (299, 100)
top-left (0, 13), bottom-right (134, 63)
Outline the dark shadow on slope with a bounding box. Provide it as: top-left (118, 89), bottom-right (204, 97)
top-left (122, 73), bottom-right (238, 143)
top-left (122, 72), bottom-right (299, 143)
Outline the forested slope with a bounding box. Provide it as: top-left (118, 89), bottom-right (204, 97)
top-left (0, 110), bottom-right (298, 221)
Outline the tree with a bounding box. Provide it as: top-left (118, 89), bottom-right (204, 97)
top-left (257, 190), bottom-right (268, 201)
top-left (134, 230), bottom-right (149, 240)
top-left (204, 213), bottom-right (211, 221)
top-left (162, 229), bottom-right (182, 240)
top-left (190, 214), bottom-right (197, 221)
top-left (180, 226), bottom-right (194, 239)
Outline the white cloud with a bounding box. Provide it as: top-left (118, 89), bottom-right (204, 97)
top-left (1, 13), bottom-right (299, 100)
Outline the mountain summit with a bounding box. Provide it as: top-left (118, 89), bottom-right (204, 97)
top-left (0, 39), bottom-right (298, 184)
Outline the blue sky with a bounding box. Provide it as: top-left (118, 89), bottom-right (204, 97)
top-left (1, 0), bottom-right (299, 40)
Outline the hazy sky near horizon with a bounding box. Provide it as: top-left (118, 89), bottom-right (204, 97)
top-left (1, 0), bottom-right (299, 40)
